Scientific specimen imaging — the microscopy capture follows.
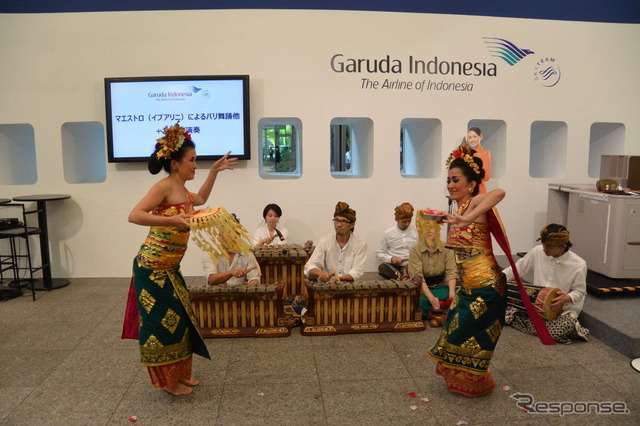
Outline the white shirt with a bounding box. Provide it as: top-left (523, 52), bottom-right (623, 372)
top-left (375, 225), bottom-right (418, 266)
top-left (253, 225), bottom-right (288, 246)
top-left (304, 233), bottom-right (367, 281)
top-left (503, 245), bottom-right (587, 318)
top-left (202, 251), bottom-right (261, 287)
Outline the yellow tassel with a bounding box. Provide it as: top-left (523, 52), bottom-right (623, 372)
top-left (189, 207), bottom-right (252, 263)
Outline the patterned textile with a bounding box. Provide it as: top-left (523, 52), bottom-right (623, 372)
top-left (505, 307), bottom-right (589, 344)
top-left (133, 259), bottom-right (209, 366)
top-left (426, 200), bottom-right (506, 397)
top-left (122, 193), bottom-right (210, 390)
top-left (148, 356), bottom-right (193, 390)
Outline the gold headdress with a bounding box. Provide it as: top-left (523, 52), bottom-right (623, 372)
top-left (416, 209), bottom-right (443, 237)
top-left (537, 224), bottom-right (570, 247)
top-left (156, 122), bottom-right (191, 159)
top-left (416, 209), bottom-right (443, 250)
top-left (190, 207), bottom-right (252, 262)
top-left (445, 139), bottom-right (481, 175)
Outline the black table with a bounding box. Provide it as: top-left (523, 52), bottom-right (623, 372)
top-left (13, 194), bottom-right (71, 290)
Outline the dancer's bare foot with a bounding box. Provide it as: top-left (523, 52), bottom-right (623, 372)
top-left (180, 377), bottom-right (200, 386)
top-left (163, 383), bottom-right (193, 395)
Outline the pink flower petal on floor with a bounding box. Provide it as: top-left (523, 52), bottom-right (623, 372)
top-left (257, 392), bottom-right (265, 397)
top-left (501, 385), bottom-right (510, 391)
top-left (410, 405), bottom-right (418, 410)
top-left (406, 392), bottom-right (417, 398)
top-left (128, 416), bottom-right (138, 422)
top-left (456, 420), bottom-right (469, 425)
top-left (405, 354), bottom-right (412, 358)
top-left (420, 397), bottom-right (429, 403)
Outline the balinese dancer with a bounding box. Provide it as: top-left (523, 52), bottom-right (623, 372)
top-left (427, 144), bottom-right (554, 397)
top-left (426, 143), bottom-right (507, 397)
top-left (122, 122), bottom-right (238, 395)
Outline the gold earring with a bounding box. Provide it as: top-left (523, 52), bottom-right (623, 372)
top-left (468, 187), bottom-right (474, 194)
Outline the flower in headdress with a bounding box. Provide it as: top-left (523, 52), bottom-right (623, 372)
top-left (156, 122), bottom-right (188, 159)
top-left (445, 140), bottom-right (481, 175)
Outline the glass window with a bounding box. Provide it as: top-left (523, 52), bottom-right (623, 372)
top-left (330, 118), bottom-right (373, 178)
top-left (330, 124), bottom-right (351, 172)
top-left (0, 123), bottom-right (38, 185)
top-left (529, 121), bottom-right (567, 178)
top-left (588, 123), bottom-right (625, 178)
top-left (399, 128), bottom-right (405, 174)
top-left (466, 119), bottom-right (507, 180)
top-left (400, 118), bottom-right (441, 178)
top-left (258, 118), bottom-right (302, 179)
top-left (62, 121), bottom-right (106, 184)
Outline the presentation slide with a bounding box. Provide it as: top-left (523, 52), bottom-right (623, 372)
top-left (106, 77), bottom-right (248, 161)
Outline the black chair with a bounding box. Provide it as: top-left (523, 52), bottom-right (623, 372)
top-left (0, 203), bottom-right (42, 301)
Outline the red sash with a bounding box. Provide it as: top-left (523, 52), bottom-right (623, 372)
top-left (486, 208), bottom-right (555, 345)
top-left (121, 279), bottom-right (139, 339)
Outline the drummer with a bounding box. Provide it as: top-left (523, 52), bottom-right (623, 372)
top-left (502, 223), bottom-right (589, 343)
top-left (202, 214), bottom-right (261, 287)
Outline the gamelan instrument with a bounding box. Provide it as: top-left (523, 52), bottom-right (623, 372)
top-left (301, 279), bottom-right (425, 335)
top-left (506, 280), bottom-right (562, 321)
top-left (252, 244), bottom-right (310, 298)
top-left (189, 282), bottom-right (291, 338)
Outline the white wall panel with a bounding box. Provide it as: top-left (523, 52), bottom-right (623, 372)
top-left (1, 10), bottom-right (638, 278)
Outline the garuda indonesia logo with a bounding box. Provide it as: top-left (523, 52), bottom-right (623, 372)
top-left (190, 85), bottom-right (210, 98)
top-left (483, 37), bottom-right (534, 66)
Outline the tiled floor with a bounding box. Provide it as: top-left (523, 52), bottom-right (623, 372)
top-left (1, 277), bottom-right (638, 425)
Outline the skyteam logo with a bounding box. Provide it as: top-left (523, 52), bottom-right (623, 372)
top-left (533, 57), bottom-right (561, 87)
top-left (190, 85), bottom-right (210, 98)
top-left (483, 37), bottom-right (535, 66)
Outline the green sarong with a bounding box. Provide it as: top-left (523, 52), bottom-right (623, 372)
top-left (133, 258), bottom-right (210, 366)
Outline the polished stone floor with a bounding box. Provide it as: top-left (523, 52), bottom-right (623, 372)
top-left (1, 277), bottom-right (638, 425)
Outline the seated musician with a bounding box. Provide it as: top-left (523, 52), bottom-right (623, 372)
top-left (408, 211), bottom-right (457, 323)
top-left (375, 202), bottom-right (418, 280)
top-left (253, 203), bottom-right (288, 247)
top-left (304, 201), bottom-right (367, 283)
top-left (502, 223), bottom-right (589, 343)
top-left (203, 251), bottom-right (261, 286)
top-left (202, 214), bottom-right (262, 286)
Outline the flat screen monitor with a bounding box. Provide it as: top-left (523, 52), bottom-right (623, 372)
top-left (105, 75), bottom-right (250, 163)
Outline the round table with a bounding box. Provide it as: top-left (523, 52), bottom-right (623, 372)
top-left (12, 194), bottom-right (71, 290)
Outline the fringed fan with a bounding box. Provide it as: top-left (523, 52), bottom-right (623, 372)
top-left (190, 207), bottom-right (252, 263)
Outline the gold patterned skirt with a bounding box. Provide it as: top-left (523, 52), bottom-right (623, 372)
top-left (132, 258), bottom-right (210, 368)
top-left (426, 247), bottom-right (506, 397)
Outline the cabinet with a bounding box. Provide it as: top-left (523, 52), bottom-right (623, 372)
top-left (547, 184), bottom-right (640, 279)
